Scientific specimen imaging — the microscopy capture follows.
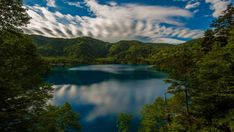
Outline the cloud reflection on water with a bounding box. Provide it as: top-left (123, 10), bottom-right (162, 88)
top-left (52, 78), bottom-right (169, 121)
top-left (69, 64), bottom-right (153, 74)
top-left (47, 65), bottom-right (169, 131)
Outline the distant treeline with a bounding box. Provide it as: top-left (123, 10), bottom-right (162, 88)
top-left (31, 35), bottom-right (174, 65)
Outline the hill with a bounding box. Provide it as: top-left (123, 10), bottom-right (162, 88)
top-left (30, 35), bottom-right (174, 64)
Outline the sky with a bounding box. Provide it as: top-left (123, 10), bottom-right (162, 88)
top-left (22, 0), bottom-right (233, 44)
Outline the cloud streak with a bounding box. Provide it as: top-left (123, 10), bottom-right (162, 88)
top-left (46, 0), bottom-right (56, 7)
top-left (185, 2), bottom-right (200, 9)
top-left (66, 1), bottom-right (83, 8)
top-left (22, 0), bottom-right (204, 44)
top-left (86, 0), bottom-right (192, 26)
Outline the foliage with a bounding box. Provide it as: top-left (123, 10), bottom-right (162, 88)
top-left (201, 4), bottom-right (234, 49)
top-left (32, 35), bottom-right (173, 65)
top-left (0, 0), bottom-right (30, 31)
top-left (192, 41), bottom-right (234, 121)
top-left (201, 30), bottom-right (215, 52)
top-left (116, 113), bottom-right (133, 132)
top-left (140, 97), bottom-right (167, 132)
top-left (0, 31), bottom-right (51, 131)
top-left (0, 31), bottom-right (81, 132)
top-left (29, 103), bottom-right (81, 132)
top-left (0, 1), bottom-right (81, 131)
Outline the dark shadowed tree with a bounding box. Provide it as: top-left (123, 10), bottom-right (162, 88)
top-left (29, 103), bottom-right (81, 132)
top-left (211, 4), bottom-right (234, 46)
top-left (0, 0), bottom-right (81, 131)
top-left (201, 29), bottom-right (215, 52)
top-left (117, 113), bottom-right (132, 132)
top-left (140, 97), bottom-right (168, 132)
top-left (0, 31), bottom-right (53, 131)
top-left (191, 26), bottom-right (234, 131)
top-left (202, 4), bottom-right (234, 50)
top-left (0, 0), bottom-right (30, 32)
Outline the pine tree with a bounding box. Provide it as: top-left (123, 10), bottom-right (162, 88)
top-left (0, 0), bottom-right (30, 32)
top-left (117, 113), bottom-right (132, 132)
top-left (202, 4), bottom-right (234, 50)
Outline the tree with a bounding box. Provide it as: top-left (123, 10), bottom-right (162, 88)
top-left (140, 97), bottom-right (167, 132)
top-left (190, 27), bottom-right (234, 131)
top-left (0, 0), bottom-right (81, 131)
top-left (29, 103), bottom-right (81, 132)
top-left (117, 113), bottom-right (132, 132)
top-left (201, 30), bottom-right (215, 52)
top-left (202, 4), bottom-right (234, 50)
top-left (0, 0), bottom-right (30, 32)
top-left (211, 4), bottom-right (234, 42)
top-left (0, 19), bottom-right (81, 132)
top-left (153, 44), bottom-right (202, 117)
top-left (144, 5), bottom-right (234, 131)
top-left (0, 31), bottom-right (52, 131)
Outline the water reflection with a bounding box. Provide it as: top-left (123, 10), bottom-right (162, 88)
top-left (46, 64), bottom-right (166, 86)
top-left (47, 65), bottom-right (169, 132)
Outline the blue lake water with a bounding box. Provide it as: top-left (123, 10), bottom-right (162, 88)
top-left (46, 64), bottom-right (169, 132)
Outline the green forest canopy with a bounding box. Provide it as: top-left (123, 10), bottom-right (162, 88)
top-left (31, 35), bottom-right (174, 64)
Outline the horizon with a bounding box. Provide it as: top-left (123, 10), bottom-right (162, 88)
top-left (31, 34), bottom-right (184, 44)
top-left (23, 0), bottom-right (233, 44)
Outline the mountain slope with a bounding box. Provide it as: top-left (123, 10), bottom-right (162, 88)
top-left (30, 35), bottom-right (174, 64)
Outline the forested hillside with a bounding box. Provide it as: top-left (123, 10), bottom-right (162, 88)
top-left (31, 35), bottom-right (173, 64)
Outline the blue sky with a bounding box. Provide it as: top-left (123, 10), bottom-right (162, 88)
top-left (22, 0), bottom-right (233, 44)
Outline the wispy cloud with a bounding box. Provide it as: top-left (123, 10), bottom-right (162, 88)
top-left (205, 0), bottom-right (230, 17)
top-left (66, 1), bottom-right (83, 8)
top-left (185, 2), bottom-right (200, 9)
top-left (22, 0), bottom-right (204, 44)
top-left (46, 0), bottom-right (56, 7)
top-left (85, 0), bottom-right (192, 26)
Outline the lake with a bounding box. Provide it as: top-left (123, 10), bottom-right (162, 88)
top-left (46, 64), bottom-right (169, 132)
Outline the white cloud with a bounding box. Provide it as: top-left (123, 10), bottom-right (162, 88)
top-left (85, 0), bottom-right (192, 26)
top-left (185, 2), bottom-right (200, 9)
top-left (22, 0), bottom-right (204, 44)
top-left (66, 2), bottom-right (83, 8)
top-left (153, 38), bottom-right (186, 44)
top-left (46, 0), bottom-right (56, 7)
top-left (108, 1), bottom-right (118, 6)
top-left (205, 0), bottom-right (230, 17)
top-left (176, 0), bottom-right (230, 17)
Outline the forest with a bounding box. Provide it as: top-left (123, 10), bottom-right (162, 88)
top-left (0, 0), bottom-right (234, 131)
top-left (32, 35), bottom-right (173, 65)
